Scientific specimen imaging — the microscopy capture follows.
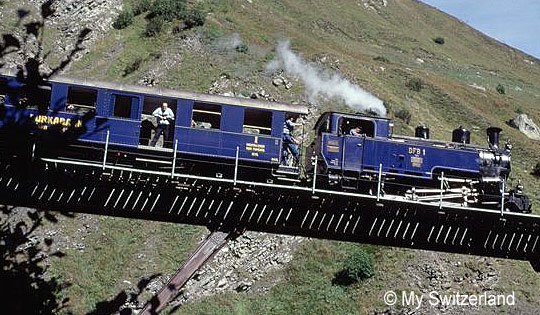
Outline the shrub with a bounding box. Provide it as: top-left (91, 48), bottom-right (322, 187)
top-left (150, 0), bottom-right (186, 22)
top-left (236, 43), bottom-right (249, 54)
top-left (515, 106), bottom-right (524, 115)
top-left (123, 57), bottom-right (143, 76)
top-left (373, 55), bottom-right (389, 63)
top-left (133, 0), bottom-right (152, 16)
top-left (496, 83), bottom-right (506, 95)
top-left (184, 9), bottom-right (206, 28)
top-left (395, 109), bottom-right (412, 124)
top-left (342, 250), bottom-right (375, 283)
top-left (145, 17), bottom-right (164, 37)
top-left (202, 24), bottom-right (223, 42)
top-left (534, 161), bottom-right (540, 177)
top-left (407, 78), bottom-right (423, 92)
top-left (113, 10), bottom-right (134, 29)
top-left (433, 36), bottom-right (445, 45)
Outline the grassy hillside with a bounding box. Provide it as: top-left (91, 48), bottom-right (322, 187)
top-left (3, 0), bottom-right (540, 313)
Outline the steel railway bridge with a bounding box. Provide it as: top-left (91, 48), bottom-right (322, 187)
top-left (1, 140), bottom-right (540, 313)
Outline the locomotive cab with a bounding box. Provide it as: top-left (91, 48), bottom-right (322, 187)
top-left (308, 112), bottom-right (392, 184)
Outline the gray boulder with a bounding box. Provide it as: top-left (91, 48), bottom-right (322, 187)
top-left (509, 114), bottom-right (540, 140)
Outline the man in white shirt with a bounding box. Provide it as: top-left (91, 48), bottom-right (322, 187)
top-left (150, 102), bottom-right (175, 147)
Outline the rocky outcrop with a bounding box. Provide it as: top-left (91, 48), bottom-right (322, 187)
top-left (509, 114), bottom-right (540, 140)
top-left (1, 0), bottom-right (122, 70)
top-left (143, 232), bottom-right (304, 309)
top-left (375, 251), bottom-right (504, 315)
top-left (362, 0), bottom-right (388, 12)
top-left (30, 0), bottom-right (122, 51)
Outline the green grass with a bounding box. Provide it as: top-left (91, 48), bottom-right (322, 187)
top-left (48, 217), bottom-right (204, 314)
top-left (172, 241), bottom-right (411, 315)
top-left (69, 14), bottom-right (176, 82)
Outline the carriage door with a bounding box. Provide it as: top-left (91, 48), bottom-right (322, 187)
top-left (139, 96), bottom-right (177, 148)
top-left (343, 134), bottom-right (365, 171)
top-left (341, 117), bottom-right (375, 172)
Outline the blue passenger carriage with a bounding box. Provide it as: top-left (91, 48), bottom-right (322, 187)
top-left (0, 70), bottom-right (308, 177)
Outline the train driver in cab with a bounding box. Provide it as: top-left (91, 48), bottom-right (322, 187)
top-left (150, 102), bottom-right (175, 147)
top-left (350, 125), bottom-right (363, 136)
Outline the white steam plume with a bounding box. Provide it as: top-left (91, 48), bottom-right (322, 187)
top-left (267, 40), bottom-right (386, 116)
top-left (217, 33), bottom-right (243, 50)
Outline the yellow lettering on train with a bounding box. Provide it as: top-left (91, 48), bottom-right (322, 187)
top-left (408, 147), bottom-right (425, 156)
top-left (246, 142), bottom-right (266, 153)
top-left (32, 115), bottom-right (83, 131)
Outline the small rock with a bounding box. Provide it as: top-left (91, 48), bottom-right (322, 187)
top-left (468, 83), bottom-right (486, 92)
top-left (217, 278), bottom-right (228, 287)
top-left (509, 114), bottom-right (540, 140)
top-left (272, 78), bottom-right (284, 86)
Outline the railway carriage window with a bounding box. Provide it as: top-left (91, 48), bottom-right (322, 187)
top-left (0, 80), bottom-right (51, 108)
top-left (113, 94), bottom-right (135, 118)
top-left (192, 102), bottom-right (221, 129)
top-left (34, 85), bottom-right (52, 109)
top-left (340, 118), bottom-right (375, 137)
top-left (8, 84), bottom-right (51, 109)
top-left (67, 86), bottom-right (97, 114)
top-left (243, 109), bottom-right (272, 135)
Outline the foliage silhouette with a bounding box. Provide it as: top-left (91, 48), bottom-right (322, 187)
top-left (0, 205), bottom-right (71, 313)
top-left (87, 274), bottom-right (162, 315)
top-left (0, 2), bottom-right (160, 314)
top-left (0, 1), bottom-right (92, 313)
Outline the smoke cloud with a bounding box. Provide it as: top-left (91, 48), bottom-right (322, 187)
top-left (217, 33), bottom-right (243, 51)
top-left (267, 40), bottom-right (386, 116)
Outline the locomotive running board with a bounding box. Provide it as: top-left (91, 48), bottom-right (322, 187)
top-left (140, 230), bottom-right (234, 314)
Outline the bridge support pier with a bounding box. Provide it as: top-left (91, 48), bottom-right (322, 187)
top-left (140, 230), bottom-right (234, 314)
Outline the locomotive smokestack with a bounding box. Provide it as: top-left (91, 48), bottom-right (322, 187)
top-left (452, 126), bottom-right (470, 144)
top-left (415, 125), bottom-right (430, 139)
top-left (487, 127), bottom-right (502, 149)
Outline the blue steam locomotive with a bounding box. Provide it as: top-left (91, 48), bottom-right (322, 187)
top-left (307, 112), bottom-right (531, 213)
top-left (0, 70), bottom-right (531, 213)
